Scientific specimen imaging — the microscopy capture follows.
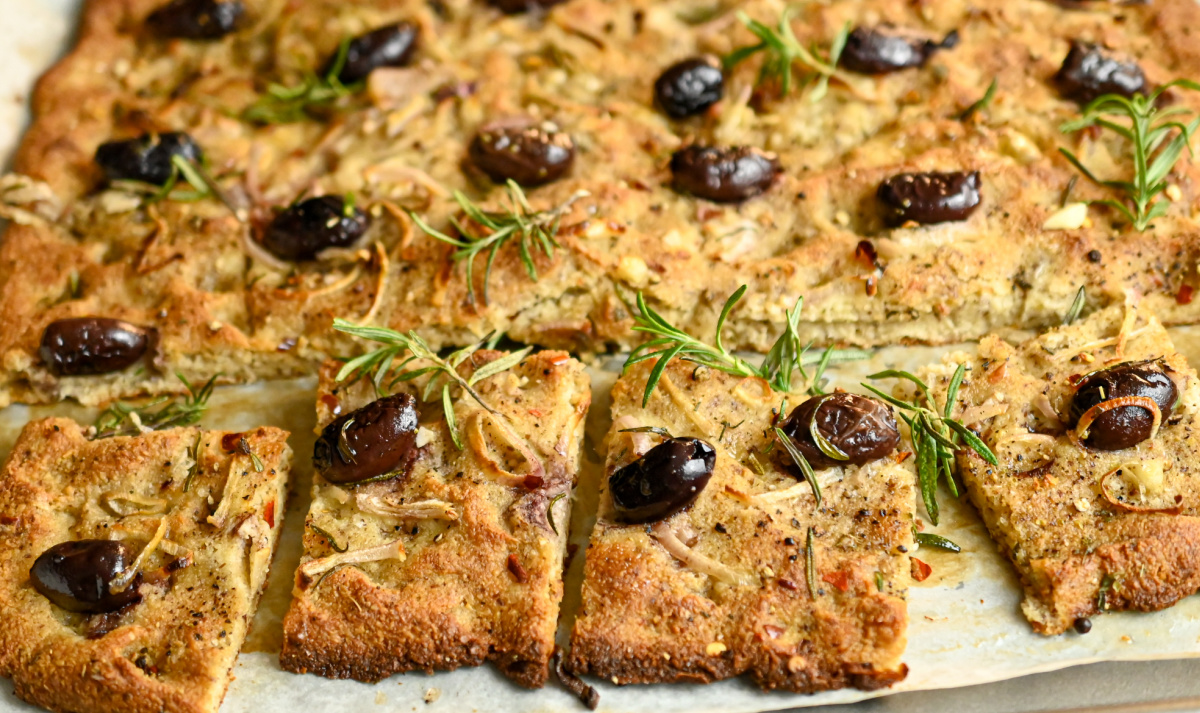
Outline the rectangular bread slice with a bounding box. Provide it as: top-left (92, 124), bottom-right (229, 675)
top-left (919, 304), bottom-right (1200, 634)
top-left (281, 350), bottom-right (590, 688)
top-left (0, 419), bottom-right (292, 713)
top-left (567, 360), bottom-right (914, 692)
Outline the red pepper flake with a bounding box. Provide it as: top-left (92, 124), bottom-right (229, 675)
top-left (696, 204), bottom-right (723, 222)
top-left (777, 578), bottom-right (799, 591)
top-left (220, 432), bottom-right (244, 453)
top-left (1177, 285), bottom-right (1194, 305)
top-left (528, 408), bottom-right (544, 418)
top-left (523, 473), bottom-right (545, 489)
top-left (893, 451), bottom-right (914, 464)
top-left (319, 394), bottom-right (342, 417)
top-left (507, 554), bottom-right (529, 583)
top-left (854, 240), bottom-right (880, 269)
top-left (821, 570), bottom-right (852, 592)
top-left (264, 500), bottom-right (276, 529)
top-left (987, 361), bottom-right (1008, 383)
top-left (911, 558), bottom-right (932, 582)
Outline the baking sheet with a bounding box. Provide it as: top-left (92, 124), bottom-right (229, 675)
top-left (4, 3), bottom-right (1200, 712)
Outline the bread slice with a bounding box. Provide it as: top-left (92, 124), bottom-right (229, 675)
top-left (281, 350), bottom-right (590, 688)
top-left (918, 304), bottom-right (1200, 634)
top-left (567, 360), bottom-right (914, 692)
top-left (0, 419), bottom-right (292, 713)
top-left (3, 0), bottom-right (1199, 406)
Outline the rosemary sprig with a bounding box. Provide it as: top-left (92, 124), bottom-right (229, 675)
top-left (914, 531), bottom-right (962, 553)
top-left (958, 77), bottom-right (998, 122)
top-left (1063, 285), bottom-right (1087, 326)
top-left (627, 285), bottom-right (870, 406)
top-left (862, 365), bottom-right (998, 525)
top-left (333, 319), bottom-right (532, 450)
top-left (724, 8), bottom-right (851, 102)
top-left (110, 155), bottom-right (216, 204)
top-left (1059, 79), bottom-right (1200, 232)
top-left (410, 180), bottom-right (589, 307)
top-left (93, 373), bottom-right (218, 440)
top-left (243, 38), bottom-right (361, 125)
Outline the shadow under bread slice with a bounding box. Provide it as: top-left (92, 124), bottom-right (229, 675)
top-left (281, 350), bottom-right (590, 688)
top-left (0, 419), bottom-right (292, 713)
top-left (568, 360), bottom-right (915, 692)
top-left (918, 303), bottom-right (1200, 634)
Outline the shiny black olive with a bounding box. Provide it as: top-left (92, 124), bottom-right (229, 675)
top-left (469, 124), bottom-right (575, 187)
top-left (654, 56), bottom-right (725, 119)
top-left (1055, 41), bottom-right (1146, 105)
top-left (313, 393), bottom-right (421, 484)
top-left (609, 437), bottom-right (715, 524)
top-left (261, 195), bottom-right (371, 262)
top-left (40, 318), bottom-right (154, 377)
top-left (146, 0), bottom-right (243, 39)
top-left (877, 170), bottom-right (982, 227)
top-left (839, 26), bottom-right (958, 75)
top-left (326, 22), bottom-right (419, 85)
top-left (31, 540), bottom-right (142, 614)
top-left (486, 0), bottom-right (567, 14)
top-left (779, 393), bottom-right (900, 471)
top-left (94, 132), bottom-right (203, 186)
top-left (1069, 360), bottom-right (1177, 450)
top-left (669, 145), bottom-right (781, 203)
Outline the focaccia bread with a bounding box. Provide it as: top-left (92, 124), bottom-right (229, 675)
top-left (920, 304), bottom-right (1200, 634)
top-left (281, 350), bottom-right (590, 688)
top-left (568, 360), bottom-right (915, 692)
top-left (3, 0), bottom-right (1199, 405)
top-left (0, 419), bottom-right (292, 713)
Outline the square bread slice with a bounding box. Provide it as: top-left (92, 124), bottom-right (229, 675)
top-left (919, 303), bottom-right (1200, 634)
top-left (281, 349), bottom-right (590, 688)
top-left (567, 360), bottom-right (914, 692)
top-left (0, 419), bottom-right (292, 713)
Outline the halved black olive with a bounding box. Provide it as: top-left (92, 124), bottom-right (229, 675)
top-left (313, 393), bottom-right (420, 484)
top-left (1069, 360), bottom-right (1177, 450)
top-left (670, 145), bottom-right (781, 203)
top-left (261, 195), bottom-right (371, 261)
top-left (877, 171), bottom-right (982, 227)
top-left (31, 540), bottom-right (142, 614)
top-left (94, 132), bottom-right (203, 186)
top-left (839, 26), bottom-right (959, 75)
top-left (779, 393), bottom-right (900, 470)
top-left (469, 123), bottom-right (575, 187)
top-left (146, 0), bottom-right (243, 40)
top-left (486, 0), bottom-right (567, 14)
top-left (1055, 41), bottom-right (1146, 105)
top-left (326, 22), bottom-right (419, 85)
top-left (609, 437), bottom-right (715, 524)
top-left (40, 318), bottom-right (154, 377)
top-left (655, 56), bottom-right (725, 119)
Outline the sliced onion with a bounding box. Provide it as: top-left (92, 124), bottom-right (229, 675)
top-left (651, 520), bottom-right (754, 586)
top-left (355, 493), bottom-right (459, 521)
top-left (1074, 396), bottom-right (1162, 443)
top-left (467, 410), bottom-right (547, 488)
top-left (297, 540), bottom-right (406, 594)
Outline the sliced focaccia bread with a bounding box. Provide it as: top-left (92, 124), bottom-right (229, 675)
top-left (0, 419), bottom-right (292, 713)
top-left (281, 347), bottom-right (590, 688)
top-left (568, 359), bottom-right (915, 692)
top-left (919, 304), bottom-right (1200, 634)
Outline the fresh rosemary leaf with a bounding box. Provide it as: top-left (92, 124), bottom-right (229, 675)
top-left (1059, 79), bottom-right (1200, 232)
top-left (944, 364), bottom-right (966, 419)
top-left (468, 345), bottom-right (534, 385)
top-left (92, 373), bottom-right (217, 440)
top-left (310, 524), bottom-right (348, 553)
top-left (808, 397), bottom-right (849, 462)
top-left (249, 451), bottom-right (264, 472)
top-left (619, 426), bottom-right (673, 439)
top-left (874, 571), bottom-right (885, 592)
top-left (442, 384), bottom-right (462, 450)
top-left (725, 8), bottom-right (850, 102)
top-left (243, 38), bottom-right (362, 125)
top-left (410, 181), bottom-right (588, 307)
top-left (945, 419), bottom-right (999, 465)
top-left (915, 532), bottom-right (961, 553)
top-left (958, 78), bottom-right (998, 121)
top-left (805, 526), bottom-right (817, 597)
top-left (1063, 285), bottom-right (1087, 326)
top-left (774, 426), bottom-right (822, 510)
top-left (547, 492), bottom-right (568, 535)
top-left (914, 426), bottom-right (940, 524)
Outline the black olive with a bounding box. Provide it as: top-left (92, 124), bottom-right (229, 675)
top-left (486, 0), bottom-right (567, 14)
top-left (670, 145), bottom-right (782, 203)
top-left (779, 393), bottom-right (900, 471)
top-left (326, 22), bottom-right (419, 85)
top-left (1055, 41), bottom-right (1146, 105)
top-left (609, 437), bottom-right (715, 524)
top-left (877, 171), bottom-right (982, 227)
top-left (654, 56), bottom-right (725, 119)
top-left (40, 318), bottom-right (154, 377)
top-left (1069, 361), bottom-right (1178, 451)
top-left (31, 540), bottom-right (142, 614)
top-left (313, 393), bottom-right (421, 484)
top-left (261, 195), bottom-right (371, 262)
top-left (469, 124), bottom-right (575, 187)
top-left (839, 26), bottom-right (958, 75)
top-left (146, 0), bottom-right (243, 39)
top-left (94, 132), bottom-right (203, 186)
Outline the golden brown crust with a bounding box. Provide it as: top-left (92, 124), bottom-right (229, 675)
top-left (0, 418), bottom-right (292, 713)
top-left (281, 350), bottom-right (590, 688)
top-left (567, 362), bottom-right (914, 692)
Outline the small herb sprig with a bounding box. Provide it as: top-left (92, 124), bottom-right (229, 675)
top-left (1059, 79), bottom-right (1200, 232)
top-left (243, 39), bottom-right (361, 125)
top-left (110, 155), bottom-right (217, 205)
top-left (1063, 285), bottom-right (1087, 326)
top-left (627, 285), bottom-right (870, 407)
top-left (410, 180), bottom-right (589, 307)
top-left (958, 78), bottom-right (998, 122)
top-left (724, 9), bottom-right (851, 102)
top-left (93, 373), bottom-right (218, 440)
top-left (333, 319), bottom-right (532, 449)
top-left (862, 366), bottom-right (998, 525)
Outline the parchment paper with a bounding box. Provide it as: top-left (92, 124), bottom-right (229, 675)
top-left (3, 3), bottom-right (1200, 712)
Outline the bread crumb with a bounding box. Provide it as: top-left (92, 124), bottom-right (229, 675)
top-left (705, 642), bottom-right (727, 656)
top-left (423, 687), bottom-right (440, 703)
top-left (374, 691), bottom-right (387, 704)
top-left (1042, 203), bottom-right (1089, 231)
top-left (1166, 184), bottom-right (1183, 202)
